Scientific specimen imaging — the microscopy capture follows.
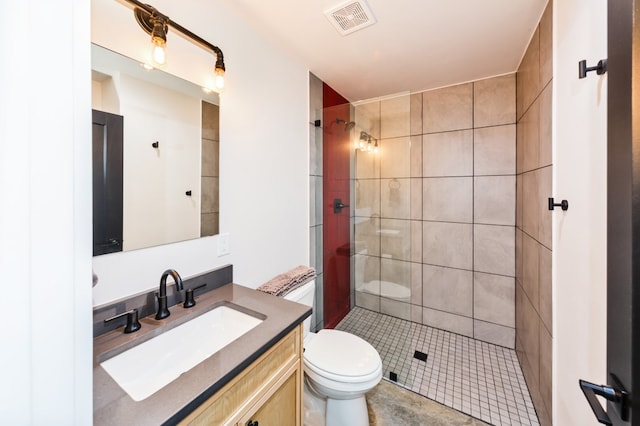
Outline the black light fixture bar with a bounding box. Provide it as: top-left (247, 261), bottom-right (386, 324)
top-left (122, 0), bottom-right (225, 71)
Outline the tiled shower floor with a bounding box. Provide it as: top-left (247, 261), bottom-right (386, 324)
top-left (335, 307), bottom-right (539, 426)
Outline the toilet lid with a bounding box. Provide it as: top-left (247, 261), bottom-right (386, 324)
top-left (304, 329), bottom-right (381, 378)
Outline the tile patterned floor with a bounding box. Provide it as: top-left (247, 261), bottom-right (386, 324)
top-left (335, 307), bottom-right (539, 426)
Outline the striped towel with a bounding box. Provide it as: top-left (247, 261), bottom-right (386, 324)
top-left (257, 265), bottom-right (316, 297)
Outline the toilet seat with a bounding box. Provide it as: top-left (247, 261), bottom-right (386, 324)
top-left (304, 329), bottom-right (382, 384)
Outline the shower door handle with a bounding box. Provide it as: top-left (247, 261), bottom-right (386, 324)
top-left (333, 198), bottom-right (349, 213)
top-left (579, 376), bottom-right (629, 425)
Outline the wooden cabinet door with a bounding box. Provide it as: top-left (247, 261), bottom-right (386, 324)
top-left (238, 364), bottom-right (300, 426)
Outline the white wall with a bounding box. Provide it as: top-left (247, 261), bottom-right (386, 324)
top-left (0, 0), bottom-right (93, 423)
top-left (91, 0), bottom-right (310, 305)
top-left (118, 75), bottom-right (201, 251)
top-left (553, 1), bottom-right (607, 424)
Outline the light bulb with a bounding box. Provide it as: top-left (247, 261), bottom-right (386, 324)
top-left (374, 142), bottom-right (379, 154)
top-left (215, 67), bottom-right (225, 89)
top-left (150, 16), bottom-right (168, 67)
top-left (151, 40), bottom-right (166, 66)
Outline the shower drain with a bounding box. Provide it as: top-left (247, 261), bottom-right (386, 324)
top-left (413, 350), bottom-right (428, 362)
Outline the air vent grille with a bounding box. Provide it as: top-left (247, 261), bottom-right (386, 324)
top-left (324, 0), bottom-right (377, 36)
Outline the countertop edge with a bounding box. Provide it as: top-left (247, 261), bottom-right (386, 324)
top-left (93, 283), bottom-right (311, 426)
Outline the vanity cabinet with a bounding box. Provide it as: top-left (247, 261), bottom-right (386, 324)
top-left (179, 325), bottom-right (303, 426)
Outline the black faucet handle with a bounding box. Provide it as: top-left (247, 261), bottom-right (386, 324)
top-left (105, 309), bottom-right (141, 333)
top-left (155, 293), bottom-right (170, 320)
top-left (183, 284), bottom-right (207, 308)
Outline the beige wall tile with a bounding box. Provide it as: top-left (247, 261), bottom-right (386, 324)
top-left (381, 137), bottom-right (411, 178)
top-left (539, 83), bottom-right (553, 167)
top-left (521, 99), bottom-right (540, 173)
top-left (423, 129), bottom-right (473, 177)
top-left (522, 170), bottom-right (540, 238)
top-left (517, 283), bottom-right (540, 388)
top-left (355, 179), bottom-right (380, 218)
top-left (474, 272), bottom-right (515, 327)
top-left (201, 139), bottom-right (219, 177)
top-left (539, 244), bottom-right (552, 333)
top-left (537, 166), bottom-right (552, 248)
top-left (517, 27), bottom-right (540, 120)
top-left (423, 222), bottom-right (473, 270)
top-left (411, 262), bottom-right (422, 305)
top-left (354, 217), bottom-right (380, 257)
top-left (200, 213), bottom-right (218, 236)
top-left (380, 218), bottom-right (411, 261)
top-left (410, 178), bottom-right (423, 220)
top-left (423, 83), bottom-right (473, 133)
top-left (355, 100), bottom-right (380, 139)
top-left (522, 232), bottom-right (540, 312)
top-left (354, 254), bottom-right (380, 286)
top-left (381, 297), bottom-right (411, 320)
top-left (474, 74), bottom-right (516, 127)
top-left (201, 101), bottom-right (219, 141)
top-left (516, 174), bottom-right (523, 228)
top-left (381, 258), bottom-right (412, 300)
top-left (410, 135), bottom-right (423, 177)
top-left (423, 307), bottom-right (473, 337)
top-left (355, 145), bottom-right (380, 179)
top-left (540, 324), bottom-right (553, 420)
top-left (411, 220), bottom-right (422, 263)
top-left (423, 264), bottom-right (473, 316)
top-left (516, 118), bottom-right (524, 174)
top-left (474, 176), bottom-right (516, 226)
top-left (355, 290), bottom-right (380, 311)
top-left (516, 228), bottom-right (523, 284)
top-left (201, 176), bottom-right (218, 212)
top-left (474, 125), bottom-right (516, 176)
top-left (381, 178), bottom-right (411, 219)
top-left (423, 177), bottom-right (473, 223)
top-left (473, 320), bottom-right (515, 348)
top-left (410, 92), bottom-right (423, 136)
top-left (411, 303), bottom-right (422, 323)
top-left (539, 2), bottom-right (553, 87)
top-left (473, 224), bottom-right (515, 277)
top-left (381, 95), bottom-right (410, 139)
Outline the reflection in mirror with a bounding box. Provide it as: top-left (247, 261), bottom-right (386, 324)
top-left (91, 43), bottom-right (219, 256)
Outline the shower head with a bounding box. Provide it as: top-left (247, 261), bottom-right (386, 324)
top-left (336, 118), bottom-right (356, 131)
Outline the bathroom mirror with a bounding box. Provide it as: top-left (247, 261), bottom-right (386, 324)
top-left (91, 43), bottom-right (219, 256)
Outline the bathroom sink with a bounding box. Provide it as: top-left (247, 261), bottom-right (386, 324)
top-left (100, 305), bottom-right (263, 401)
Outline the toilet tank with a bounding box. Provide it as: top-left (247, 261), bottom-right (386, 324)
top-left (283, 279), bottom-right (315, 338)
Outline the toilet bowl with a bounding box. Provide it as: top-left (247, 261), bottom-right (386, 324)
top-left (283, 280), bottom-right (382, 426)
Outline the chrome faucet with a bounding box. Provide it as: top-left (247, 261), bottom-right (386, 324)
top-left (155, 269), bottom-right (184, 320)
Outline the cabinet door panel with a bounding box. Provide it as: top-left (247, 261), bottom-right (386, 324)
top-left (239, 364), bottom-right (299, 426)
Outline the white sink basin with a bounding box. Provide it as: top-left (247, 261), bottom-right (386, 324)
top-left (100, 305), bottom-right (263, 401)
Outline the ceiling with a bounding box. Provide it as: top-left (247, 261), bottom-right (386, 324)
top-left (218, 0), bottom-right (548, 102)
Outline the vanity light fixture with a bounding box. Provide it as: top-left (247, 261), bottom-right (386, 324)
top-left (358, 131), bottom-right (368, 150)
top-left (357, 131), bottom-right (378, 153)
top-left (124, 0), bottom-right (226, 89)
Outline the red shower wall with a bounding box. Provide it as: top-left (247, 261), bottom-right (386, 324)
top-left (322, 83), bottom-right (351, 329)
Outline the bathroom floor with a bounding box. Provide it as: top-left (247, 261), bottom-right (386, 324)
top-left (335, 307), bottom-right (539, 426)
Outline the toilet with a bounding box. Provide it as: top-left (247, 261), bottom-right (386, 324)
top-left (284, 280), bottom-right (382, 426)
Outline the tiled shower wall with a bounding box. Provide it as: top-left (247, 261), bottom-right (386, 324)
top-left (200, 101), bottom-right (219, 236)
top-left (354, 74), bottom-right (517, 348)
top-left (309, 72), bottom-right (324, 331)
top-left (515, 2), bottom-right (553, 425)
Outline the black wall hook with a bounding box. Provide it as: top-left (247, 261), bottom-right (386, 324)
top-left (548, 197), bottom-right (569, 211)
top-left (152, 141), bottom-right (159, 148)
top-left (579, 59), bottom-right (607, 79)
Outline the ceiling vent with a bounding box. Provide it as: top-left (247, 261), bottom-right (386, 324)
top-left (324, 0), bottom-right (377, 36)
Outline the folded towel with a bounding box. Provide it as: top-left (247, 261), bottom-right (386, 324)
top-left (257, 265), bottom-right (316, 297)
